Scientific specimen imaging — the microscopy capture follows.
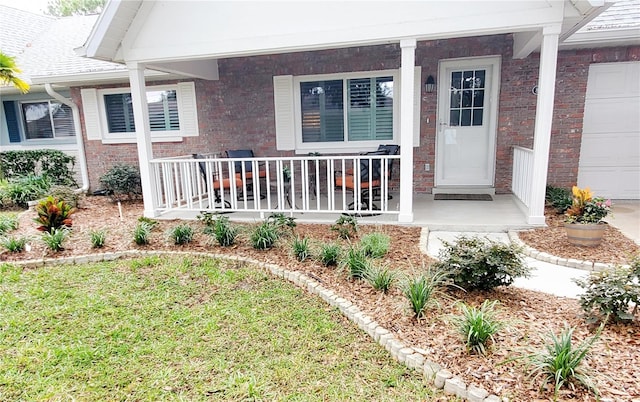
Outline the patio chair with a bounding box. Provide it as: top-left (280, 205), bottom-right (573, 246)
top-left (193, 153), bottom-right (243, 209)
top-left (335, 149), bottom-right (390, 211)
top-left (344, 144), bottom-right (399, 175)
top-left (376, 144), bottom-right (399, 198)
top-left (225, 149), bottom-right (267, 200)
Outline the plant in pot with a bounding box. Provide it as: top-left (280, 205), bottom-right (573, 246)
top-left (564, 186), bottom-right (612, 247)
top-left (282, 165), bottom-right (291, 182)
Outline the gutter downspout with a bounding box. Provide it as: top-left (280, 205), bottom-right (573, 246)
top-left (45, 83), bottom-right (89, 193)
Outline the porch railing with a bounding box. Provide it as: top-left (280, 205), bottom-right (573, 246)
top-left (512, 146), bottom-right (534, 209)
top-left (150, 154), bottom-right (400, 216)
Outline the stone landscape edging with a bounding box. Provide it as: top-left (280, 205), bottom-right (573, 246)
top-left (508, 231), bottom-right (629, 272)
top-left (5, 249), bottom-right (502, 401)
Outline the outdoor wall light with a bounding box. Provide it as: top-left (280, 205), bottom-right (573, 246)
top-left (425, 75), bottom-right (436, 93)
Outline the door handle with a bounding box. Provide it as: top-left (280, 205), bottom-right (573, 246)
top-left (438, 121), bottom-right (448, 133)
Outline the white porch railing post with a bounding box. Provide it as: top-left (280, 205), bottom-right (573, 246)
top-left (529, 25), bottom-right (561, 225)
top-left (399, 38), bottom-right (416, 223)
top-left (127, 62), bottom-right (158, 218)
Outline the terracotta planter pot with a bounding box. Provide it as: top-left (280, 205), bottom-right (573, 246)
top-left (564, 222), bottom-right (607, 247)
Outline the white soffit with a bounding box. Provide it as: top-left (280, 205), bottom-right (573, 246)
top-left (81, 0), bottom-right (142, 61)
top-left (514, 0), bottom-right (611, 58)
top-left (115, 1), bottom-right (566, 63)
top-left (145, 60), bottom-right (220, 81)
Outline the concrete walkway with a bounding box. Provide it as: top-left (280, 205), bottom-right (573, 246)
top-left (423, 199), bottom-right (639, 299)
top-left (425, 231), bottom-right (589, 299)
top-left (606, 200), bottom-right (640, 245)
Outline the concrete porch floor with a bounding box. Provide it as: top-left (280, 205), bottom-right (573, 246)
top-left (159, 194), bottom-right (639, 239)
top-left (159, 193), bottom-right (533, 232)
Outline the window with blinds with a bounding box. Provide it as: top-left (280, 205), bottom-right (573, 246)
top-left (21, 101), bottom-right (75, 140)
top-left (348, 76), bottom-right (393, 141)
top-left (300, 80), bottom-right (344, 143)
top-left (104, 90), bottom-right (180, 133)
top-left (300, 75), bottom-right (393, 144)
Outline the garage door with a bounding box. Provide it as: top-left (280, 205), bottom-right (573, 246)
top-left (578, 61), bottom-right (640, 199)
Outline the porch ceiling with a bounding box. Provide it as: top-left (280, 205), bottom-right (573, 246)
top-left (80, 0), bottom-right (609, 78)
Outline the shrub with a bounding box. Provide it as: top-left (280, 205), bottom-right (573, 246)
top-left (451, 300), bottom-right (503, 355)
top-left (331, 215), bottom-right (358, 240)
top-left (360, 232), bottom-right (390, 258)
top-left (133, 222), bottom-right (152, 246)
top-left (0, 235), bottom-right (29, 253)
top-left (168, 223), bottom-right (194, 245)
top-left (0, 213), bottom-right (18, 235)
top-left (0, 149), bottom-right (76, 186)
top-left (48, 185), bottom-right (80, 208)
top-left (292, 236), bottom-right (311, 262)
top-left (250, 220), bottom-right (279, 250)
top-left (365, 265), bottom-right (396, 294)
top-left (33, 196), bottom-right (75, 232)
top-left (137, 216), bottom-right (158, 228)
top-left (196, 211), bottom-right (216, 227)
top-left (525, 324), bottom-right (602, 398)
top-left (342, 247), bottom-right (370, 280)
top-left (0, 180), bottom-right (10, 208)
top-left (89, 229), bottom-right (107, 248)
top-left (41, 228), bottom-right (69, 252)
top-left (267, 213), bottom-right (297, 234)
top-left (545, 185), bottom-right (572, 214)
top-left (204, 215), bottom-right (239, 247)
top-left (5, 175), bottom-right (51, 208)
top-left (434, 236), bottom-right (529, 291)
top-left (318, 243), bottom-right (341, 267)
top-left (100, 164), bottom-right (142, 201)
top-left (403, 266), bottom-right (452, 319)
top-left (574, 256), bottom-right (640, 323)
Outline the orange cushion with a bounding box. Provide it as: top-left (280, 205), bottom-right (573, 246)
top-left (335, 176), bottom-right (380, 189)
top-left (235, 169), bottom-right (267, 180)
top-left (212, 177), bottom-right (243, 190)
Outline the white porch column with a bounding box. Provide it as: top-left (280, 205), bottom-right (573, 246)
top-left (127, 62), bottom-right (158, 217)
top-left (398, 38), bottom-right (416, 223)
top-left (528, 25), bottom-right (561, 225)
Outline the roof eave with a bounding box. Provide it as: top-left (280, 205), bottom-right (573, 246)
top-left (560, 26), bottom-right (640, 48)
top-left (29, 69), bottom-right (172, 86)
top-left (79, 0), bottom-right (143, 61)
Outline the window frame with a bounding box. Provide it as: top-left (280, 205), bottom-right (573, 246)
top-left (20, 100), bottom-right (76, 141)
top-left (97, 84), bottom-right (183, 142)
top-left (293, 70), bottom-right (399, 153)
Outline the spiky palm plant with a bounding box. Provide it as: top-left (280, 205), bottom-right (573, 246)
top-left (0, 52), bottom-right (30, 93)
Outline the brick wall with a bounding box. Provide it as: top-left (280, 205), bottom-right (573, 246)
top-left (75, 38), bottom-right (640, 194)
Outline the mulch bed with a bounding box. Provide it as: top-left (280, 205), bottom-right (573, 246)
top-left (2, 196), bottom-right (639, 401)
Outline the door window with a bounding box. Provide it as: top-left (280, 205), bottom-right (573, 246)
top-left (449, 69), bottom-right (485, 127)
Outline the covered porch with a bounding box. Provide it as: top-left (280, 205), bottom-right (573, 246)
top-left (78, 1), bottom-right (610, 226)
top-left (152, 153), bottom-right (530, 231)
top-left (159, 192), bottom-right (529, 232)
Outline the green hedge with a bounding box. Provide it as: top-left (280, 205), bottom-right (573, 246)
top-left (0, 150), bottom-right (77, 186)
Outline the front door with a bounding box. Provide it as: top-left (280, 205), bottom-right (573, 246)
top-left (435, 57), bottom-right (500, 188)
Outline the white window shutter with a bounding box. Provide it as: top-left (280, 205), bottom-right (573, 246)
top-left (273, 75), bottom-right (295, 150)
top-left (80, 88), bottom-right (102, 140)
top-left (413, 66), bottom-right (421, 147)
top-left (177, 82), bottom-right (199, 137)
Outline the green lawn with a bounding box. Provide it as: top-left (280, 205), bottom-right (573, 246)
top-left (0, 256), bottom-right (437, 401)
